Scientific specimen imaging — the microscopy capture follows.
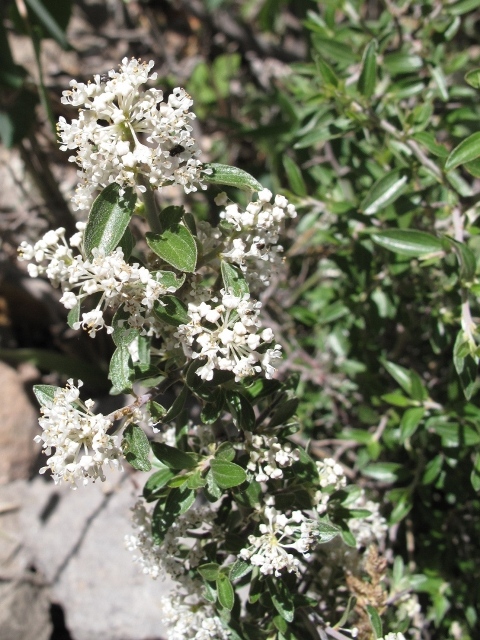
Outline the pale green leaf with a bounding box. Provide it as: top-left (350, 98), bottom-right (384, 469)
top-left (146, 225), bottom-right (197, 273)
top-left (445, 132), bottom-right (480, 171)
top-left (203, 163), bottom-right (263, 192)
top-left (361, 171), bottom-right (408, 215)
top-left (83, 183), bottom-right (136, 259)
top-left (372, 229), bottom-right (443, 257)
top-left (122, 424), bottom-right (151, 472)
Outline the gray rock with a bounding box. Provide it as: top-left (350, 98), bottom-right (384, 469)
top-left (7, 471), bottom-right (175, 640)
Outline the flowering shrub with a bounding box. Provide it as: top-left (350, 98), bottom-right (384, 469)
top-left (17, 57), bottom-right (417, 640)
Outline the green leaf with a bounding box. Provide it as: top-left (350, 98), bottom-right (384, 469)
top-left (152, 270), bottom-right (186, 291)
top-left (198, 562), bottom-right (220, 581)
top-left (400, 407), bottom-right (425, 442)
top-left (148, 400), bottom-right (166, 426)
top-left (186, 469), bottom-right (206, 489)
top-left (226, 391), bottom-right (256, 430)
top-left (445, 132), bottom-right (480, 171)
top-left (153, 296), bottom-right (189, 327)
top-left (201, 390), bottom-right (225, 424)
top-left (384, 52), bottom-right (423, 75)
top-left (453, 332), bottom-right (480, 400)
top-left (152, 486), bottom-right (195, 543)
top-left (215, 441), bottom-right (236, 462)
top-left (316, 521), bottom-right (341, 543)
top-left (448, 0), bottom-right (480, 16)
top-left (83, 183), bottom-right (136, 260)
top-left (422, 455), bottom-right (443, 484)
top-left (159, 205), bottom-right (184, 229)
top-left (117, 226), bottom-right (135, 260)
top-left (360, 171), bottom-right (408, 215)
top-left (444, 237), bottom-right (477, 281)
top-left (33, 384), bottom-right (58, 407)
top-left (465, 68), bottom-right (480, 89)
top-left (230, 559), bottom-right (252, 581)
top-left (313, 55), bottom-right (338, 86)
top-left (381, 392), bottom-right (413, 407)
top-left (122, 424), bottom-right (152, 472)
top-left (312, 37), bottom-right (357, 65)
top-left (108, 344), bottom-right (134, 393)
top-left (268, 398), bottom-right (299, 428)
top-left (411, 132), bottom-right (449, 158)
top-left (372, 229), bottom-right (443, 257)
top-left (210, 459), bottom-right (246, 489)
top-left (362, 462), bottom-right (403, 483)
top-left (357, 40), bottom-right (377, 99)
top-left (151, 442), bottom-right (198, 470)
top-left (366, 605), bottom-right (383, 639)
top-left (381, 359), bottom-right (427, 400)
top-left (164, 386), bottom-right (189, 422)
top-left (267, 578), bottom-right (295, 623)
top-left (216, 574), bottom-right (235, 611)
top-left (205, 468), bottom-right (222, 501)
top-left (203, 163), bottom-right (263, 192)
top-left (146, 225), bottom-right (197, 273)
top-left (67, 301), bottom-right (81, 329)
top-left (143, 468), bottom-right (175, 501)
top-left (389, 495), bottom-right (413, 524)
top-left (470, 452), bottom-right (480, 491)
top-left (282, 156), bottom-right (307, 197)
top-left (221, 261), bottom-right (249, 298)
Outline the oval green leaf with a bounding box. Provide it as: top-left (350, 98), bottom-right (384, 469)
top-left (465, 68), bottom-right (480, 89)
top-left (216, 574), bottom-right (234, 611)
top-left (151, 442), bottom-right (197, 470)
top-left (33, 384), bottom-right (58, 407)
top-left (210, 459), bottom-right (246, 489)
top-left (122, 424), bottom-right (152, 472)
top-left (445, 131), bottom-right (480, 171)
top-left (282, 155), bottom-right (307, 196)
top-left (361, 171), bottom-right (408, 215)
top-left (146, 225), bottom-right (197, 273)
top-left (372, 229), bottom-right (443, 257)
top-left (221, 261), bottom-right (249, 298)
top-left (203, 163), bottom-right (263, 192)
top-left (83, 183), bottom-right (136, 260)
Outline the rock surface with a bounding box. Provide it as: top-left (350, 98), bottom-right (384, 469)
top-left (0, 362), bottom-right (39, 484)
top-left (0, 472), bottom-right (174, 640)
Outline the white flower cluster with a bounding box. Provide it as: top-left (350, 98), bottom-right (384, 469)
top-left (239, 506), bottom-right (320, 576)
top-left (217, 188), bottom-right (297, 286)
top-left (58, 57), bottom-right (206, 210)
top-left (125, 500), bottom-right (219, 581)
top-left (161, 591), bottom-right (230, 640)
top-left (18, 225), bottom-right (179, 337)
top-left (379, 634), bottom-right (406, 640)
top-left (315, 458), bottom-right (347, 514)
top-left (348, 492), bottom-right (388, 549)
top-left (244, 431), bottom-right (299, 482)
top-left (35, 379), bottom-right (123, 488)
top-left (175, 290), bottom-right (282, 381)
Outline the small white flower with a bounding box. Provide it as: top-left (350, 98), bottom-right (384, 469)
top-left (245, 431), bottom-right (299, 482)
top-left (239, 506), bottom-right (320, 577)
top-left (161, 590), bottom-right (230, 640)
top-left (58, 58), bottom-right (207, 210)
top-left (34, 379), bottom-right (123, 488)
top-left (175, 290), bottom-right (281, 381)
top-left (219, 189), bottom-right (296, 287)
